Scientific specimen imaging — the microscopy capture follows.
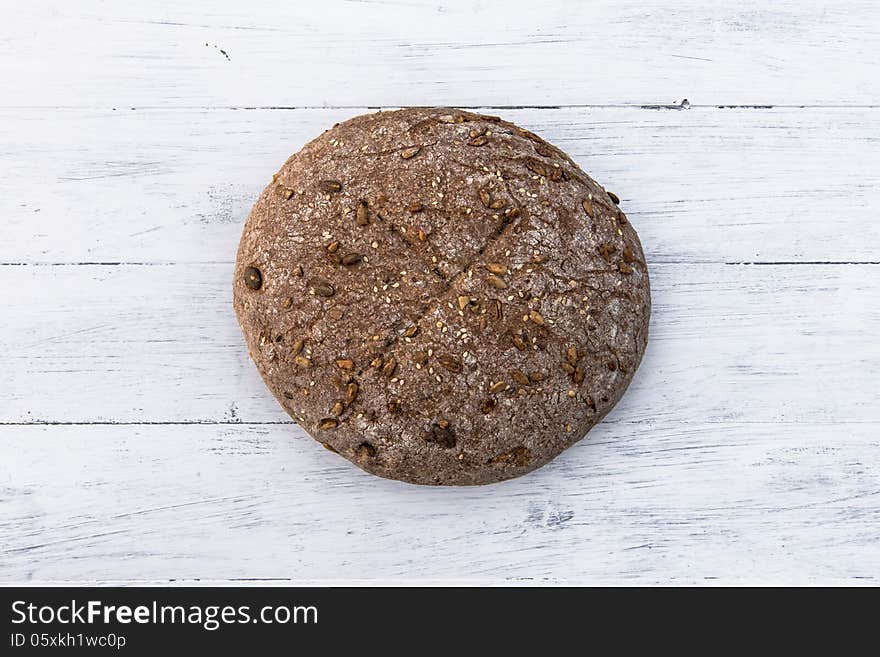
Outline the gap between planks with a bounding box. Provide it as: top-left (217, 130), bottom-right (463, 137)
top-left (3, 262), bottom-right (880, 267)
top-left (2, 105), bottom-right (880, 111)
top-left (2, 420), bottom-right (878, 427)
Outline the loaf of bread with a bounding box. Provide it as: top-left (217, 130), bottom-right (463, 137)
top-left (234, 108), bottom-right (650, 485)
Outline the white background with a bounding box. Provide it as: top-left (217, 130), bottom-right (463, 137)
top-left (1, 1), bottom-right (879, 584)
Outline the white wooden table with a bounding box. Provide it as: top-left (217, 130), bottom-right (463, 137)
top-left (2, 1), bottom-right (879, 585)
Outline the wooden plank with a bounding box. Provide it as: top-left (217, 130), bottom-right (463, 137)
top-left (2, 107), bottom-right (879, 264)
top-left (3, 1), bottom-right (879, 108)
top-left (2, 262), bottom-right (877, 425)
top-left (1, 422), bottom-right (878, 583)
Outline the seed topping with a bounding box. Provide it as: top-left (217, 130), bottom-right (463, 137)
top-left (382, 357), bottom-right (397, 377)
top-left (488, 380), bottom-right (507, 394)
top-left (510, 333), bottom-right (526, 351)
top-left (319, 180), bottom-right (342, 193)
top-left (400, 146), bottom-right (421, 159)
top-left (356, 200), bottom-right (369, 226)
top-left (598, 243), bottom-right (616, 262)
top-left (243, 266), bottom-right (262, 290)
top-left (486, 274), bottom-right (507, 289)
top-left (310, 278), bottom-right (335, 297)
top-left (437, 354), bottom-right (463, 373)
top-left (510, 369), bottom-right (530, 386)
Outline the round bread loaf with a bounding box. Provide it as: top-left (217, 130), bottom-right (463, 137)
top-left (234, 108), bottom-right (650, 485)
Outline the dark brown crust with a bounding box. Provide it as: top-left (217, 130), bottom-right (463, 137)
top-left (233, 108), bottom-right (650, 485)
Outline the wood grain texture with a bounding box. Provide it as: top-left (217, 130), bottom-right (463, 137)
top-left (2, 107), bottom-right (879, 264)
top-left (2, 1), bottom-right (880, 584)
top-left (3, 1), bottom-right (879, 107)
top-left (2, 422), bottom-right (878, 584)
